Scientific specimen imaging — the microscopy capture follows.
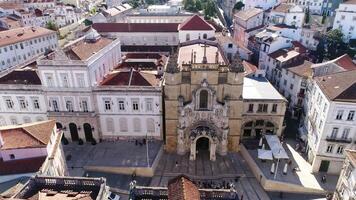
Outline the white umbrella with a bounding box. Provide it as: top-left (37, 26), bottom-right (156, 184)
top-left (271, 162), bottom-right (275, 174)
top-left (283, 163), bottom-right (288, 175)
top-left (259, 137), bottom-right (263, 147)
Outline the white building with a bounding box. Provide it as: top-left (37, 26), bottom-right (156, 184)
top-left (333, 1), bottom-right (356, 42)
top-left (304, 69), bottom-right (356, 174)
top-left (297, 0), bottom-right (323, 15)
top-left (37, 30), bottom-right (121, 142)
top-left (233, 7), bottom-right (264, 47)
top-left (94, 68), bottom-right (163, 140)
top-left (0, 67), bottom-right (47, 126)
top-left (256, 30), bottom-right (293, 70)
top-left (268, 4), bottom-right (305, 28)
top-left (178, 15), bottom-right (215, 43)
top-left (0, 120), bottom-right (67, 182)
top-left (334, 149), bottom-right (356, 200)
top-left (0, 26), bottom-right (58, 72)
top-left (243, 0), bottom-right (281, 11)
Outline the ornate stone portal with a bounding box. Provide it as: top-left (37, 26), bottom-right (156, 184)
top-left (177, 80), bottom-right (229, 161)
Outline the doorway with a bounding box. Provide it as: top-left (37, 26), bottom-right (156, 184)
top-left (319, 160), bottom-right (330, 172)
top-left (69, 123), bottom-right (79, 141)
top-left (83, 123), bottom-right (93, 142)
top-left (196, 137), bottom-right (210, 152)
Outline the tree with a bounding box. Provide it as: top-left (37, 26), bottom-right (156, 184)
top-left (321, 11), bottom-right (327, 24)
top-left (195, 0), bottom-right (202, 10)
top-left (315, 40), bottom-right (325, 63)
top-left (183, 0), bottom-right (198, 12)
top-left (304, 7), bottom-right (310, 24)
top-left (233, 1), bottom-right (244, 11)
top-left (203, 0), bottom-right (216, 19)
top-left (46, 21), bottom-right (57, 31)
top-left (129, 0), bottom-right (141, 8)
top-left (325, 29), bottom-right (348, 59)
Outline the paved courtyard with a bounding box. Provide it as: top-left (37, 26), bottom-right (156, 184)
top-left (150, 152), bottom-right (270, 200)
top-left (247, 139), bottom-right (337, 193)
top-left (63, 140), bottom-right (162, 176)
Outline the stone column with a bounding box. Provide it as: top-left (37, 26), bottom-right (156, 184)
top-left (220, 129), bottom-right (229, 156)
top-left (189, 141), bottom-right (196, 160)
top-left (177, 128), bottom-right (185, 155)
top-left (210, 142), bottom-right (216, 161)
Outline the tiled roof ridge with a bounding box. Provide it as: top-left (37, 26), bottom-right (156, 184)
top-left (22, 120), bottom-right (55, 144)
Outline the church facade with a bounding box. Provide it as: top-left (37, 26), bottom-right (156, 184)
top-left (164, 40), bottom-right (245, 161)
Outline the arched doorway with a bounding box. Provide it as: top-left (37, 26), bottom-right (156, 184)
top-left (83, 123), bottom-right (93, 142)
top-left (56, 122), bottom-right (63, 130)
top-left (69, 123), bottom-right (79, 141)
top-left (196, 137), bottom-right (210, 152)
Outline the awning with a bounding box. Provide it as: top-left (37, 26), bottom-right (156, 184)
top-left (265, 135), bottom-right (289, 160)
top-left (258, 149), bottom-right (273, 160)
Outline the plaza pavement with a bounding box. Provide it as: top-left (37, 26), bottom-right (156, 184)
top-left (247, 138), bottom-right (337, 193)
top-left (150, 152), bottom-right (271, 200)
top-left (63, 140), bottom-right (162, 176)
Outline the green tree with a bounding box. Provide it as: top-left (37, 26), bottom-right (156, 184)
top-left (46, 21), bottom-right (57, 31)
top-left (203, 0), bottom-right (216, 19)
top-left (321, 11), bottom-right (327, 24)
top-left (195, 0), bottom-right (202, 10)
top-left (183, 0), bottom-right (198, 12)
top-left (233, 1), bottom-right (244, 10)
top-left (304, 7), bottom-right (310, 24)
top-left (325, 29), bottom-right (348, 59)
top-left (315, 40), bottom-right (325, 63)
top-left (129, 0), bottom-right (141, 8)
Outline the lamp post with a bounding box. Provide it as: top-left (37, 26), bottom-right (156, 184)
top-left (274, 143), bottom-right (283, 180)
top-left (146, 132), bottom-right (150, 168)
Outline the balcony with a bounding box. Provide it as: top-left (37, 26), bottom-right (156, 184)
top-left (48, 110), bottom-right (96, 117)
top-left (326, 136), bottom-right (352, 143)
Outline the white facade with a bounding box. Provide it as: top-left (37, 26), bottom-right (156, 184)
top-left (0, 27), bottom-right (58, 72)
top-left (334, 150), bottom-right (356, 200)
top-left (305, 79), bottom-right (356, 174)
top-left (178, 30), bottom-right (215, 43)
top-left (0, 89), bottom-right (47, 126)
top-left (257, 33), bottom-right (293, 70)
top-left (269, 5), bottom-right (305, 28)
top-left (94, 90), bottom-right (162, 139)
top-left (243, 0), bottom-right (281, 11)
top-left (333, 2), bottom-right (356, 42)
top-left (297, 0), bottom-right (323, 14)
top-left (233, 8), bottom-right (264, 47)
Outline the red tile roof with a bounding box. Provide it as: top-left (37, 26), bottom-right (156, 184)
top-left (178, 15), bottom-right (215, 31)
top-left (333, 54), bottom-right (356, 70)
top-left (167, 175), bottom-right (200, 200)
top-left (100, 69), bottom-right (160, 86)
top-left (0, 156), bottom-right (46, 175)
top-left (69, 38), bottom-right (113, 60)
top-left (0, 68), bottom-right (41, 85)
top-left (0, 26), bottom-right (54, 47)
top-left (0, 120), bottom-right (56, 150)
top-left (315, 70), bottom-right (356, 102)
top-left (242, 60), bottom-right (258, 76)
top-left (92, 23), bottom-right (179, 33)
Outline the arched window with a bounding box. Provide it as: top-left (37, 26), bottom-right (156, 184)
top-left (119, 118), bottom-right (128, 132)
top-left (203, 33), bottom-right (207, 39)
top-left (186, 33), bottom-right (190, 41)
top-left (199, 90), bottom-right (209, 109)
top-left (23, 116), bottom-right (31, 124)
top-left (106, 118), bottom-right (114, 133)
top-left (146, 118), bottom-right (155, 133)
top-left (36, 116), bottom-right (44, 122)
top-left (133, 118), bottom-right (141, 132)
top-left (0, 117), bottom-right (6, 126)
